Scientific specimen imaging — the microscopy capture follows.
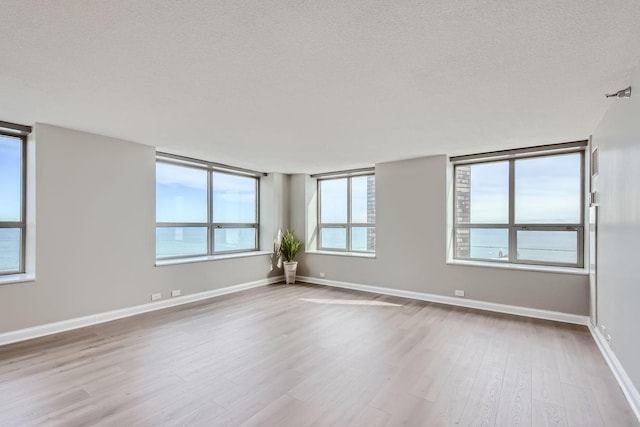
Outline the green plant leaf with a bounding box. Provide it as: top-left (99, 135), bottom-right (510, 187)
top-left (280, 229), bottom-right (301, 262)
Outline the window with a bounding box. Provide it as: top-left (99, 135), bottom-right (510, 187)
top-left (0, 132), bottom-right (26, 275)
top-left (318, 174), bottom-right (376, 252)
top-left (453, 148), bottom-right (584, 267)
top-left (156, 155), bottom-right (259, 259)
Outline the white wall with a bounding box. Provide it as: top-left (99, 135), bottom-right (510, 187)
top-left (591, 66), bottom-right (640, 393)
top-left (0, 124), bottom-right (284, 333)
top-left (291, 154), bottom-right (589, 315)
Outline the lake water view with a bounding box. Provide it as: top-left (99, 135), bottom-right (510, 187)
top-left (156, 227), bottom-right (257, 258)
top-left (461, 228), bottom-right (578, 264)
top-left (0, 229), bottom-right (20, 273)
top-left (1, 227), bottom-right (578, 271)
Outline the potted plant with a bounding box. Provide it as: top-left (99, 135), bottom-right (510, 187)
top-left (280, 229), bottom-right (301, 284)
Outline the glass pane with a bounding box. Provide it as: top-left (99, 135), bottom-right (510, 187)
top-left (320, 227), bottom-right (347, 250)
top-left (517, 230), bottom-right (578, 264)
top-left (156, 163), bottom-right (207, 223)
top-left (351, 226), bottom-right (375, 252)
top-left (0, 228), bottom-right (21, 273)
top-left (213, 227), bottom-right (256, 252)
top-left (456, 228), bottom-right (509, 260)
top-left (456, 162), bottom-right (509, 224)
top-left (156, 227), bottom-right (207, 258)
top-left (0, 135), bottom-right (22, 222)
top-left (320, 178), bottom-right (347, 223)
top-left (212, 172), bottom-right (257, 223)
top-left (515, 153), bottom-right (581, 224)
top-left (351, 176), bottom-right (375, 224)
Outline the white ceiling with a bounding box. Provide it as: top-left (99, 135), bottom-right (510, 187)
top-left (1, 1), bottom-right (640, 174)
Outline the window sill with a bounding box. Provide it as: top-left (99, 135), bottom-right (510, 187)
top-left (446, 259), bottom-right (588, 275)
top-left (156, 250), bottom-right (272, 267)
top-left (306, 250), bottom-right (376, 259)
top-left (0, 273), bottom-right (36, 285)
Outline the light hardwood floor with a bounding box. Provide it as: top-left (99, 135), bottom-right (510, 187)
top-left (0, 283), bottom-right (637, 426)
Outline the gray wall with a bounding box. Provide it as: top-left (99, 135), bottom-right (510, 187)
top-left (0, 122), bottom-right (592, 335)
top-left (291, 154), bottom-right (589, 315)
top-left (0, 124), bottom-right (284, 333)
top-left (591, 66), bottom-right (640, 393)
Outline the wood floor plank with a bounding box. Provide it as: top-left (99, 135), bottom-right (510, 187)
top-left (495, 347), bottom-right (533, 426)
top-left (0, 283), bottom-right (636, 427)
top-left (419, 371), bottom-right (475, 426)
top-left (372, 393), bottom-right (434, 427)
top-left (457, 340), bottom-right (507, 426)
top-left (553, 327), bottom-right (592, 388)
top-left (561, 382), bottom-right (605, 427)
top-left (310, 403), bottom-right (390, 427)
top-left (207, 369), bottom-right (308, 426)
top-left (239, 394), bottom-right (322, 427)
top-left (587, 373), bottom-right (640, 427)
top-left (532, 340), bottom-right (566, 406)
top-left (532, 399), bottom-right (569, 427)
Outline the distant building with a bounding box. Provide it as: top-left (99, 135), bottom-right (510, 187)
top-left (455, 166), bottom-right (471, 257)
top-left (367, 176), bottom-right (376, 251)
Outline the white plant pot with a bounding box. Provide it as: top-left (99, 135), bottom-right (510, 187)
top-left (283, 261), bottom-right (298, 284)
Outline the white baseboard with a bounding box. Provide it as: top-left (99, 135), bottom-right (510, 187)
top-left (0, 276), bottom-right (283, 347)
top-left (297, 276), bottom-right (589, 325)
top-left (589, 325), bottom-right (640, 423)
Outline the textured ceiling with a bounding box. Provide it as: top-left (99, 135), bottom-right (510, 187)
top-left (1, 1), bottom-right (640, 174)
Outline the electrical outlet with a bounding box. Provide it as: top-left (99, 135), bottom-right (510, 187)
top-left (171, 290), bottom-right (181, 297)
top-left (455, 290), bottom-right (465, 297)
top-left (319, 272), bottom-right (326, 278)
top-left (151, 293), bottom-right (162, 301)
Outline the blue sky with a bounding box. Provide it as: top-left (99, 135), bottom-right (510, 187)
top-left (0, 136), bottom-right (22, 222)
top-left (469, 153), bottom-right (581, 224)
top-left (156, 163), bottom-right (256, 223)
top-left (320, 176), bottom-right (375, 224)
top-left (320, 179), bottom-right (347, 223)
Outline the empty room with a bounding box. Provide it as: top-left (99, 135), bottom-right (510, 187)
top-left (1, 1), bottom-right (639, 426)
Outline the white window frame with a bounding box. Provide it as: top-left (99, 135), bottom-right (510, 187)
top-left (0, 122), bottom-right (30, 276)
top-left (452, 143), bottom-right (586, 268)
top-left (156, 153), bottom-right (262, 260)
top-left (317, 173), bottom-right (376, 253)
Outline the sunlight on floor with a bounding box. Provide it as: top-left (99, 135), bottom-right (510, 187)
top-left (299, 298), bottom-right (402, 307)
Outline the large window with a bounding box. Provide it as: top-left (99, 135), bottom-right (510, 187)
top-left (453, 149), bottom-right (584, 267)
top-left (318, 174), bottom-right (376, 253)
top-left (156, 156), bottom-right (259, 259)
top-left (0, 132), bottom-right (26, 275)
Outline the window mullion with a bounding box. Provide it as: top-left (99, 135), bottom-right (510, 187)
top-left (0, 222), bottom-right (25, 228)
top-left (578, 225), bottom-right (585, 268)
top-left (212, 223), bottom-right (257, 228)
top-left (20, 134), bottom-right (26, 274)
top-left (255, 178), bottom-right (259, 250)
top-left (580, 150), bottom-right (585, 226)
top-left (317, 179), bottom-right (322, 249)
top-left (508, 159), bottom-right (516, 263)
top-left (347, 177), bottom-right (352, 251)
top-left (208, 170), bottom-right (213, 256)
top-left (157, 222), bottom-right (208, 227)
